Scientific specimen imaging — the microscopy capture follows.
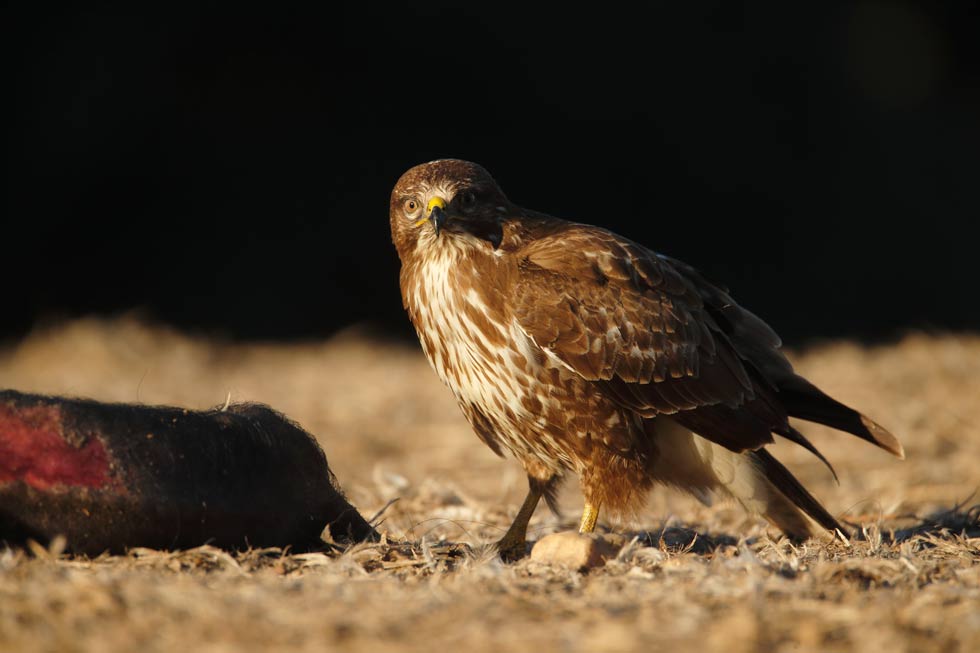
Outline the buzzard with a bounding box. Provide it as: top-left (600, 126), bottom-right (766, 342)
top-left (390, 159), bottom-right (902, 559)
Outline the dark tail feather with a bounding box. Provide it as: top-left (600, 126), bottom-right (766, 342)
top-left (779, 375), bottom-right (905, 459)
top-left (776, 424), bottom-right (839, 484)
top-left (750, 449), bottom-right (846, 538)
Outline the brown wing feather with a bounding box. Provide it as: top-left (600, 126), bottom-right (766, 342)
top-left (513, 224), bottom-right (790, 455)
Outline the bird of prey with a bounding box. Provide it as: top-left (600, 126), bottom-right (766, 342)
top-left (389, 159), bottom-right (903, 559)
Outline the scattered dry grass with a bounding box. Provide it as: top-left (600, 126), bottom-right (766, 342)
top-left (1, 317), bottom-right (978, 652)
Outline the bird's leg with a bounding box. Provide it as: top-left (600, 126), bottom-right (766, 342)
top-left (495, 483), bottom-right (542, 562)
top-left (579, 502), bottom-right (601, 533)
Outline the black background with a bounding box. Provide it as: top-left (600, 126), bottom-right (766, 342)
top-left (5, 2), bottom-right (979, 345)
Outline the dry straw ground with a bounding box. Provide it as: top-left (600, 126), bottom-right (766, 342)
top-left (1, 317), bottom-right (978, 652)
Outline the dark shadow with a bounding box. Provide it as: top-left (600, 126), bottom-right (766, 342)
top-left (849, 501), bottom-right (980, 545)
top-left (620, 524), bottom-right (739, 555)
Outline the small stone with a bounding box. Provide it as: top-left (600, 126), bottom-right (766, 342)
top-left (530, 531), bottom-right (624, 570)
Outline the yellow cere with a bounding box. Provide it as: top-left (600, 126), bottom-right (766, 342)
top-left (426, 196), bottom-right (447, 212)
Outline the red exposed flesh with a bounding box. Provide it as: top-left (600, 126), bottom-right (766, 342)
top-left (0, 404), bottom-right (112, 490)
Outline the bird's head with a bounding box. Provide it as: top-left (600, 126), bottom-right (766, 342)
top-left (390, 159), bottom-right (510, 258)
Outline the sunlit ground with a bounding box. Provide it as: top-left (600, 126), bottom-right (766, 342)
top-left (1, 318), bottom-right (978, 652)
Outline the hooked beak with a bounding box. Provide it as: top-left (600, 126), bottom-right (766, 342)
top-left (426, 197), bottom-right (447, 236)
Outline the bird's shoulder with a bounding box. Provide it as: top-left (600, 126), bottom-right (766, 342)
top-left (503, 217), bottom-right (716, 383)
top-left (506, 217), bottom-right (703, 315)
top-left (506, 217), bottom-right (782, 361)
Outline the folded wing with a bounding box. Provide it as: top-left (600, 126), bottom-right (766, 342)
top-left (512, 223), bottom-right (902, 465)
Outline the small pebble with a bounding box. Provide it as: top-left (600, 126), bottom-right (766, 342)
top-left (530, 531), bottom-right (624, 569)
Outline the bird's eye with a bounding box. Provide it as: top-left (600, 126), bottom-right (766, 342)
top-left (403, 197), bottom-right (421, 216)
top-left (460, 191), bottom-right (477, 210)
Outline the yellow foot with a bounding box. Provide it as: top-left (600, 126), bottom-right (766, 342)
top-left (579, 502), bottom-right (601, 533)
